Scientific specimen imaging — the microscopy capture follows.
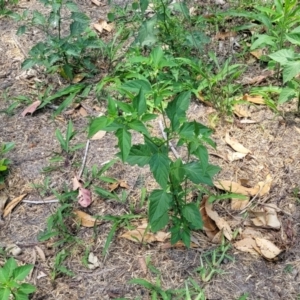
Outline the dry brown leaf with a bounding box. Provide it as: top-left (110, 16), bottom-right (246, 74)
top-left (72, 73), bottom-right (85, 83)
top-left (243, 94), bottom-right (265, 104)
top-left (109, 180), bottom-right (129, 192)
top-left (251, 203), bottom-right (280, 229)
top-left (214, 180), bottom-right (257, 196)
top-left (240, 227), bottom-right (263, 239)
top-left (93, 19), bottom-right (114, 33)
top-left (35, 246), bottom-right (46, 262)
top-left (233, 237), bottom-right (260, 256)
top-left (91, 130), bottom-right (106, 140)
top-left (120, 227), bottom-right (170, 243)
top-left (233, 104), bottom-right (251, 118)
top-left (231, 196), bottom-right (250, 210)
top-left (79, 107), bottom-right (88, 117)
top-left (200, 196), bottom-right (219, 240)
top-left (254, 237), bottom-right (282, 259)
top-left (138, 257), bottom-right (147, 275)
top-left (204, 196), bottom-right (232, 241)
top-left (0, 192), bottom-right (8, 214)
top-left (225, 132), bottom-right (251, 154)
top-left (254, 174), bottom-right (272, 196)
top-left (91, 0), bottom-right (101, 6)
top-left (3, 194), bottom-right (26, 217)
top-left (21, 101), bottom-right (41, 117)
top-left (250, 49), bottom-right (263, 59)
top-left (226, 150), bottom-right (247, 162)
top-left (74, 210), bottom-right (101, 227)
top-left (214, 31), bottom-right (236, 40)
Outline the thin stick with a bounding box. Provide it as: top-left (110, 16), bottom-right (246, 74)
top-left (22, 199), bottom-right (59, 204)
top-left (158, 120), bottom-right (181, 159)
top-left (78, 139), bottom-right (90, 178)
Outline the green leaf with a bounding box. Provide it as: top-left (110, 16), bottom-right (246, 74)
top-left (130, 278), bottom-right (155, 289)
top-left (94, 187), bottom-right (117, 199)
top-left (128, 120), bottom-right (149, 136)
top-left (0, 268), bottom-right (9, 283)
top-left (269, 49), bottom-right (295, 65)
top-left (32, 10), bottom-right (46, 26)
top-left (17, 25), bottom-right (26, 35)
top-left (12, 265), bottom-right (33, 281)
top-left (184, 162), bottom-right (214, 185)
top-left (55, 129), bottom-right (67, 151)
top-left (170, 225), bottom-right (181, 245)
top-left (286, 33), bottom-right (300, 45)
top-left (13, 290), bottom-right (30, 300)
top-left (121, 79), bottom-right (152, 94)
top-left (71, 12), bottom-right (90, 23)
top-left (166, 91), bottom-right (191, 130)
top-left (53, 93), bottom-right (76, 117)
top-left (66, 1), bottom-right (79, 12)
top-left (149, 153), bottom-right (170, 189)
top-left (141, 113), bottom-right (157, 122)
top-left (140, 0), bottom-right (149, 13)
top-left (115, 128), bottom-right (131, 162)
top-left (21, 59), bottom-right (37, 70)
top-left (88, 116), bottom-right (111, 138)
top-left (150, 47), bottom-right (164, 69)
top-left (182, 203), bottom-right (203, 229)
top-left (251, 34), bottom-right (275, 50)
top-left (18, 283), bottom-right (36, 295)
top-left (3, 258), bottom-right (17, 278)
top-left (135, 17), bottom-right (158, 47)
top-left (193, 145), bottom-right (209, 171)
top-left (279, 87), bottom-right (297, 104)
top-left (126, 144), bottom-right (151, 166)
top-left (170, 159), bottom-right (185, 185)
top-left (182, 228), bottom-right (191, 248)
top-left (283, 61), bottom-right (300, 83)
top-left (132, 88), bottom-right (147, 116)
top-left (149, 190), bottom-right (172, 231)
top-left (0, 287), bottom-right (10, 300)
top-left (70, 21), bottom-right (86, 35)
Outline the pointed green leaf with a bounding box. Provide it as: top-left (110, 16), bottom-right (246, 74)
top-left (150, 211), bottom-right (169, 232)
top-left (182, 228), bottom-right (191, 248)
top-left (3, 258), bottom-right (17, 278)
top-left (182, 203), bottom-right (203, 229)
top-left (269, 49), bottom-right (295, 65)
top-left (283, 61), bottom-right (300, 83)
top-left (132, 88), bottom-right (147, 116)
top-left (126, 144), bottom-right (151, 166)
top-left (149, 190), bottom-right (172, 230)
top-left (121, 79), bottom-right (152, 94)
top-left (12, 265), bottom-right (33, 281)
top-left (115, 128), bottom-right (131, 162)
top-left (18, 283), bottom-right (36, 295)
top-left (184, 162), bottom-right (214, 186)
top-left (128, 120), bottom-right (149, 136)
top-left (278, 87), bottom-right (297, 104)
top-left (193, 145), bottom-right (209, 171)
top-left (0, 287), bottom-right (10, 300)
top-left (88, 116), bottom-right (111, 138)
top-left (149, 153), bottom-right (170, 189)
top-left (55, 129), bottom-right (67, 151)
top-left (170, 159), bottom-right (185, 184)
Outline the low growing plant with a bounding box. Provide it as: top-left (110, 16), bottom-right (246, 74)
top-left (89, 46), bottom-right (221, 247)
top-left (0, 142), bottom-right (15, 184)
top-left (0, 257), bottom-right (36, 300)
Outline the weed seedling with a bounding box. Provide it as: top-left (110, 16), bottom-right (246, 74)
top-left (0, 142), bottom-right (15, 184)
top-left (0, 257), bottom-right (36, 300)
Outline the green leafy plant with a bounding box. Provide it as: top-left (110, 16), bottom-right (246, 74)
top-left (12, 0), bottom-right (105, 81)
top-left (195, 236), bottom-right (233, 282)
top-left (89, 45), bottom-right (221, 248)
top-left (0, 142), bottom-right (15, 183)
top-left (0, 257), bottom-right (36, 300)
top-left (0, 0), bottom-right (18, 15)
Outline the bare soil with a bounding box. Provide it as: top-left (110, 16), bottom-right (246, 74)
top-left (1, 1), bottom-right (300, 300)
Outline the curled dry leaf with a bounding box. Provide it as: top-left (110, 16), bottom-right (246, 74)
top-left (93, 19), bottom-right (114, 33)
top-left (200, 196), bottom-right (233, 241)
top-left (254, 174), bottom-right (272, 197)
top-left (21, 100), bottom-right (41, 117)
top-left (74, 209), bottom-right (101, 227)
top-left (35, 246), bottom-right (46, 262)
top-left (214, 180), bottom-right (256, 196)
top-left (225, 132), bottom-right (251, 154)
top-left (91, 130), bottom-right (106, 140)
top-left (243, 94), bottom-right (265, 105)
top-left (225, 150), bottom-right (247, 162)
top-left (109, 180), bottom-right (129, 192)
top-left (234, 238), bottom-right (260, 256)
top-left (120, 224), bottom-right (170, 243)
top-left (3, 194), bottom-right (26, 217)
top-left (233, 105), bottom-right (251, 118)
top-left (251, 203), bottom-right (280, 229)
top-left (138, 257), bottom-right (147, 275)
top-left (78, 187), bottom-right (92, 207)
top-left (231, 196), bottom-right (250, 210)
top-left (254, 237), bottom-right (282, 259)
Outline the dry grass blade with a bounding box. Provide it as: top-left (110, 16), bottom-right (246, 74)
top-left (3, 194), bottom-right (27, 217)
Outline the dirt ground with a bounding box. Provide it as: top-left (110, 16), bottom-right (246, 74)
top-left (1, 0), bottom-right (300, 299)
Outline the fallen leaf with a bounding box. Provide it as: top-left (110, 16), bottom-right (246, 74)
top-left (254, 174), bottom-right (272, 196)
top-left (214, 31), bottom-right (236, 40)
top-left (240, 227), bottom-right (263, 239)
top-left (6, 244), bottom-right (22, 256)
top-left (0, 192), bottom-right (8, 214)
top-left (231, 196), bottom-right (250, 210)
top-left (3, 194), bottom-right (26, 217)
top-left (91, 130), bottom-right (106, 140)
top-left (251, 203), bottom-right (280, 229)
top-left (204, 196), bottom-right (233, 241)
top-left (93, 19), bottom-right (114, 33)
top-left (138, 257), bottom-right (147, 275)
top-left (79, 107), bottom-right (88, 117)
top-left (225, 150), bottom-right (247, 162)
top-left (109, 180), bottom-right (129, 192)
top-left (243, 94), bottom-right (265, 104)
top-left (72, 73), bottom-right (85, 83)
top-left (91, 0), bottom-right (101, 5)
top-left (73, 176), bottom-right (82, 190)
top-left (250, 49), bottom-right (263, 59)
top-left (78, 187), bottom-right (92, 207)
top-left (199, 196), bottom-right (219, 240)
top-left (35, 246), bottom-right (46, 262)
top-left (21, 100), bottom-right (41, 117)
top-left (74, 210), bottom-right (101, 227)
top-left (233, 104), bottom-right (251, 118)
top-left (225, 132), bottom-right (251, 154)
top-left (214, 180), bottom-right (257, 196)
top-left (88, 252), bottom-right (100, 269)
top-left (233, 237), bottom-right (260, 256)
top-left (254, 237), bottom-right (282, 259)
top-left (120, 225), bottom-right (170, 243)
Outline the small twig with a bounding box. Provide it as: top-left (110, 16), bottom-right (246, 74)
top-left (158, 120), bottom-right (181, 159)
top-left (78, 139), bottom-right (90, 178)
top-left (22, 199), bottom-right (59, 204)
